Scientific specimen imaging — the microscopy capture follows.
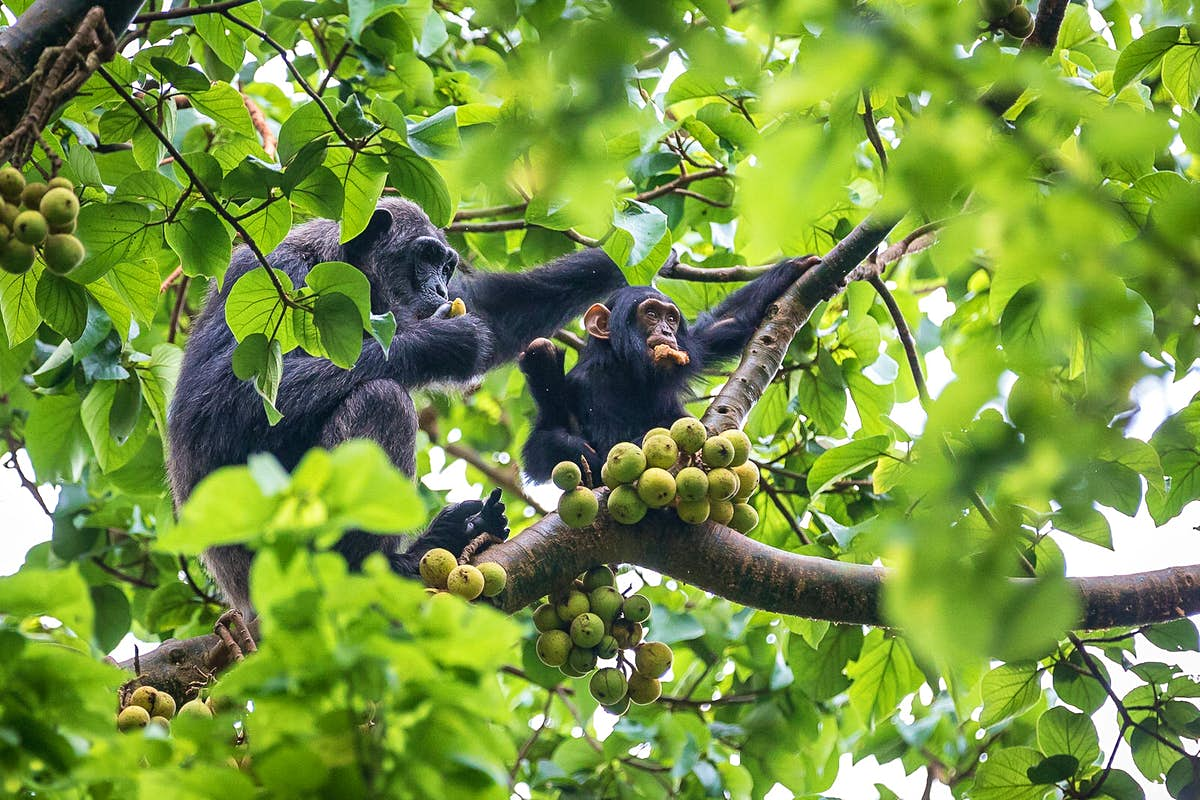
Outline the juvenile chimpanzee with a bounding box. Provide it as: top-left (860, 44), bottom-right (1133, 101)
top-left (519, 256), bottom-right (821, 482)
top-left (168, 198), bottom-right (630, 617)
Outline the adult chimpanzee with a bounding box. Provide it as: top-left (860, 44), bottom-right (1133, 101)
top-left (519, 256), bottom-right (821, 482)
top-left (168, 198), bottom-right (631, 618)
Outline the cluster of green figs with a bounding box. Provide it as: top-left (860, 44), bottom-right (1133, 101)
top-left (117, 685), bottom-right (214, 732)
top-left (0, 166), bottom-right (85, 276)
top-left (418, 547), bottom-right (508, 601)
top-left (979, 0), bottom-right (1035, 37)
top-left (533, 565), bottom-right (674, 715)
top-left (555, 417), bottom-right (761, 532)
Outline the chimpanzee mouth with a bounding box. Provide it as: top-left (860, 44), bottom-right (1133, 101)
top-left (646, 335), bottom-right (677, 349)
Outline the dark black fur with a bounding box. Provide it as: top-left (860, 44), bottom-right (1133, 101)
top-left (520, 258), bottom-right (816, 481)
top-left (168, 198), bottom-right (626, 614)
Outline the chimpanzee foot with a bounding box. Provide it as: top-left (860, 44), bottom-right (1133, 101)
top-left (214, 609), bottom-right (257, 662)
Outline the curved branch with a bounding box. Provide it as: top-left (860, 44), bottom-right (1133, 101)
top-left (702, 214), bottom-right (901, 432)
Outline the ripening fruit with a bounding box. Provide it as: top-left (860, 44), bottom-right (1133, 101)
top-left (48, 177), bottom-right (74, 191)
top-left (0, 238), bottom-right (34, 274)
top-left (702, 435), bottom-right (735, 467)
top-left (635, 641), bottom-right (674, 678)
top-left (478, 562), bottom-right (507, 597)
top-left (722, 429), bottom-right (752, 466)
top-left (0, 166), bottom-right (24, 201)
top-left (622, 594), bottom-right (651, 623)
top-left (149, 716), bottom-right (171, 732)
top-left (607, 485), bottom-right (647, 525)
top-left (641, 427), bottom-right (671, 446)
top-left (706, 468), bottom-right (739, 501)
top-left (42, 233), bottom-right (85, 275)
top-left (636, 467), bottom-right (676, 508)
top-left (581, 565), bottom-right (616, 592)
top-left (611, 618), bottom-right (644, 649)
top-left (674, 467), bottom-right (708, 502)
top-left (600, 462), bottom-right (620, 489)
top-left (596, 634), bottom-right (619, 659)
top-left (533, 602), bottom-right (564, 632)
top-left (570, 612), bottom-right (605, 648)
top-left (602, 696), bottom-right (632, 716)
top-left (730, 503), bottom-right (759, 533)
top-left (731, 462), bottom-right (760, 499)
top-left (676, 498), bottom-right (710, 524)
top-left (448, 297), bottom-right (467, 317)
top-left (642, 434), bottom-right (679, 469)
top-left (536, 630), bottom-right (572, 667)
top-left (589, 586), bottom-right (624, 624)
top-left (566, 645), bottom-right (598, 673)
top-left (419, 548), bottom-right (457, 589)
top-left (710, 499), bottom-right (735, 525)
top-left (12, 210), bottom-right (46, 245)
top-left (627, 671), bottom-right (662, 704)
top-left (0, 202), bottom-right (17, 227)
top-left (118, 705), bottom-right (151, 731)
top-left (20, 182), bottom-right (47, 210)
top-left (40, 187), bottom-right (79, 226)
top-left (128, 685), bottom-right (171, 716)
top-left (178, 698), bottom-right (214, 719)
top-left (589, 667), bottom-right (628, 705)
top-left (670, 416), bottom-right (707, 453)
top-left (558, 487), bottom-right (599, 527)
top-left (48, 218), bottom-right (76, 234)
top-left (555, 589), bottom-right (590, 623)
top-left (606, 442), bottom-right (646, 483)
top-left (552, 460), bottom-right (582, 490)
top-left (424, 587), bottom-right (439, 596)
top-left (1004, 4), bottom-right (1033, 37)
top-left (559, 659), bottom-right (589, 678)
top-left (447, 564), bottom-right (485, 600)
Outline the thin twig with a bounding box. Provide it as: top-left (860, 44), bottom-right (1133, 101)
top-left (759, 477), bottom-right (811, 545)
top-left (179, 554), bottom-right (221, 606)
top-left (168, 275), bottom-right (190, 343)
top-left (91, 557), bottom-right (158, 589)
top-left (509, 693), bottom-right (554, 786)
top-left (869, 275), bottom-right (928, 405)
top-left (861, 89), bottom-right (888, 172)
top-left (134, 0), bottom-right (258, 23)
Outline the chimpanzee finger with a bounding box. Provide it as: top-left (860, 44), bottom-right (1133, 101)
top-left (431, 301), bottom-right (454, 319)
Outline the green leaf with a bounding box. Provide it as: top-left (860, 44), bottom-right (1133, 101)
top-left (165, 207), bottom-right (233, 284)
top-left (313, 293), bottom-right (364, 368)
top-left (233, 332), bottom-right (271, 380)
top-left (70, 202), bottom-right (152, 284)
top-left (0, 265), bottom-right (40, 344)
top-left (278, 101), bottom-right (334, 163)
top-left (103, 258), bottom-right (159, 332)
top-left (1052, 507), bottom-right (1112, 549)
top-left (149, 57), bottom-right (210, 92)
top-left (980, 663), bottom-right (1042, 728)
top-left (232, 333), bottom-right (285, 421)
top-left (604, 199), bottom-right (670, 285)
top-left (1113, 27), bottom-right (1182, 89)
top-left (34, 272), bottom-right (87, 339)
top-left (238, 196), bottom-right (293, 255)
top-left (305, 262), bottom-right (371, 324)
top-left (224, 267), bottom-right (296, 348)
top-left (368, 311), bottom-right (396, 356)
top-left (845, 629), bottom-right (921, 723)
top-left (807, 435), bottom-right (891, 495)
top-left (108, 375), bottom-right (143, 445)
top-left (335, 95), bottom-right (381, 138)
top-left (1052, 650), bottom-right (1108, 714)
top-left (407, 106), bottom-right (460, 159)
top-left (971, 747), bottom-right (1047, 800)
top-left (1026, 754), bottom-right (1079, 784)
top-left (331, 150), bottom-right (388, 243)
top-left (324, 440), bottom-right (425, 531)
top-left (1143, 618), bottom-right (1199, 652)
top-left (386, 145), bottom-right (452, 227)
top-left (1162, 42), bottom-right (1200, 109)
top-left (80, 380), bottom-right (149, 472)
top-left (1037, 707), bottom-right (1100, 770)
top-left (0, 567), bottom-right (92, 637)
top-left (137, 343), bottom-right (182, 443)
top-left (191, 82), bottom-right (256, 138)
top-left (90, 584), bottom-right (131, 653)
top-left (162, 465), bottom-right (275, 554)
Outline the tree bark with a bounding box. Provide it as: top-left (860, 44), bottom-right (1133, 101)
top-left (0, 0), bottom-right (144, 133)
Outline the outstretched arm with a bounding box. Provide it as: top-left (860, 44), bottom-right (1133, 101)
top-left (692, 256), bottom-right (820, 361)
top-left (453, 248), bottom-right (627, 368)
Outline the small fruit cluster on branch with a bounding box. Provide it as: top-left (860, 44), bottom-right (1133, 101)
top-left (533, 566), bottom-right (674, 715)
top-left (117, 685), bottom-right (214, 732)
top-left (555, 417), bottom-right (761, 531)
top-left (979, 0), bottom-right (1034, 38)
top-left (418, 547), bottom-right (507, 601)
top-left (0, 166), bottom-right (84, 276)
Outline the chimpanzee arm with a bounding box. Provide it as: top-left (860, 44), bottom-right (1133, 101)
top-left (453, 248), bottom-right (626, 368)
top-left (691, 257), bottom-right (820, 361)
top-left (516, 338), bottom-right (600, 481)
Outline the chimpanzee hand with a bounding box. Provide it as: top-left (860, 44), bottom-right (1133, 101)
top-left (519, 338), bottom-right (566, 395)
top-left (465, 488), bottom-right (509, 541)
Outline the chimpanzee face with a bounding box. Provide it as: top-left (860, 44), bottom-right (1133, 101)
top-left (635, 297), bottom-right (681, 351)
top-left (406, 235), bottom-right (458, 319)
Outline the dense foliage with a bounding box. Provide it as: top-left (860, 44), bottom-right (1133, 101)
top-left (1, 0), bottom-right (1199, 797)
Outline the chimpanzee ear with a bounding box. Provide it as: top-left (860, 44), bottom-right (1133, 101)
top-left (583, 303), bottom-right (611, 340)
top-left (343, 208), bottom-right (393, 265)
